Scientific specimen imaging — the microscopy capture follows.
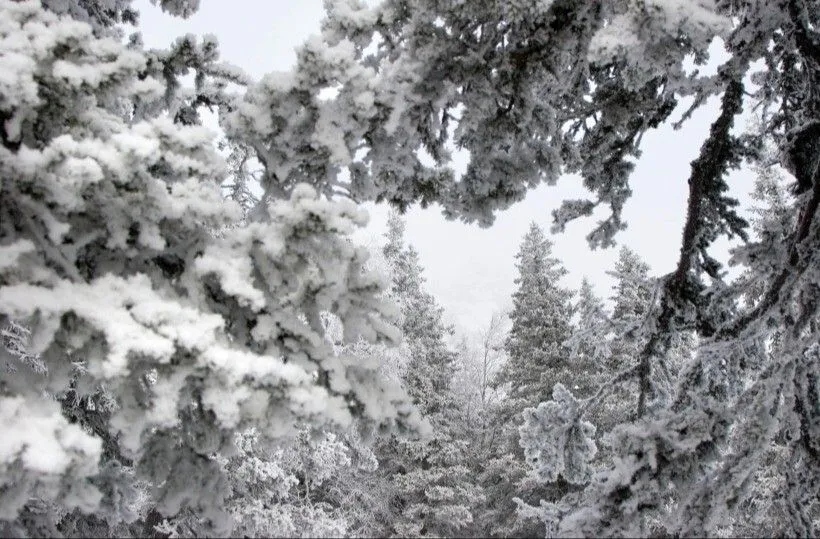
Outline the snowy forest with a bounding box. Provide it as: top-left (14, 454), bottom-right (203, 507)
top-left (1, 0), bottom-right (820, 537)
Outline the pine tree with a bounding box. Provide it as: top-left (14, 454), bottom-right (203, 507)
top-left (607, 247), bottom-right (693, 419)
top-left (375, 212), bottom-right (482, 538)
top-left (609, 246), bottom-right (653, 344)
top-left (384, 214), bottom-right (455, 419)
top-left (0, 2), bottom-right (419, 535)
top-left (477, 223), bottom-right (574, 537)
top-left (494, 223), bottom-right (575, 410)
top-left (721, 158), bottom-right (819, 537)
top-left (565, 278), bottom-right (611, 400)
top-left (604, 246), bottom-right (654, 425)
top-left (558, 277), bottom-right (612, 456)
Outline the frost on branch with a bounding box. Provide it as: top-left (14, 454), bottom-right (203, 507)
top-left (137, 32), bottom-right (250, 126)
top-left (0, 396), bottom-right (102, 519)
top-left (589, 0), bottom-right (730, 88)
top-left (40, 0), bottom-right (139, 35)
top-left (514, 383), bottom-right (597, 538)
top-left (156, 427), bottom-right (361, 538)
top-left (2, 319), bottom-right (46, 375)
top-left (0, 1), bottom-right (417, 530)
top-left (150, 0), bottom-right (200, 19)
top-left (519, 384), bottom-right (597, 486)
top-left (298, 0), bottom-right (738, 244)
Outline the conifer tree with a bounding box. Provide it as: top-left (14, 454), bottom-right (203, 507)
top-left (565, 278), bottom-right (611, 400)
top-left (609, 247), bottom-right (653, 337)
top-left (604, 246), bottom-right (654, 425)
top-left (607, 247), bottom-right (693, 416)
top-left (375, 212), bottom-right (481, 538)
top-left (478, 223), bottom-right (575, 537)
top-left (721, 159), bottom-right (818, 537)
top-left (494, 223), bottom-right (575, 410)
top-left (0, 2), bottom-right (419, 535)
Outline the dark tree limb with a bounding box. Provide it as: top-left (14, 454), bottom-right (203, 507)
top-left (636, 78), bottom-right (745, 418)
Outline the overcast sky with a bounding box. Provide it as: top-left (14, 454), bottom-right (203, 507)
top-left (136, 0), bottom-right (757, 333)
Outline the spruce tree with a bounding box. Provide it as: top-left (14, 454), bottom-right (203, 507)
top-left (0, 2), bottom-right (419, 534)
top-left (494, 223), bottom-right (575, 410)
top-left (478, 222), bottom-right (574, 537)
top-left (603, 246), bottom-right (654, 425)
top-left (609, 247), bottom-right (653, 347)
top-left (375, 212), bottom-right (481, 538)
top-left (565, 278), bottom-right (611, 400)
top-left (604, 246), bottom-right (692, 419)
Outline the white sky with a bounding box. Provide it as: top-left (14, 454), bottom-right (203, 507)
top-left (135, 0), bottom-right (757, 333)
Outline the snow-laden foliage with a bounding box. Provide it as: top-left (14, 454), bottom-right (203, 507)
top-left (373, 212), bottom-right (483, 538)
top-left (157, 427), bottom-right (369, 538)
top-left (564, 279), bottom-right (611, 397)
top-left (514, 385), bottom-right (597, 538)
top-left (286, 0), bottom-right (740, 243)
top-left (315, 0), bottom-right (820, 536)
top-left (2, 320), bottom-right (47, 375)
top-left (519, 384), bottom-right (597, 486)
top-left (4, 0), bottom-right (820, 535)
top-left (0, 1), bottom-right (418, 534)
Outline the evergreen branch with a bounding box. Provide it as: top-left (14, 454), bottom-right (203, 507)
top-left (636, 76), bottom-right (746, 418)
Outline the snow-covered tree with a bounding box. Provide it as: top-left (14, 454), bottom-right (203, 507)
top-left (314, 0), bottom-right (820, 535)
top-left (383, 213), bottom-right (456, 419)
top-left (564, 278), bottom-right (610, 400)
top-left (557, 278), bottom-right (612, 462)
top-left (609, 247), bottom-right (653, 349)
top-left (0, 1), bottom-right (419, 535)
top-left (155, 426), bottom-right (383, 539)
top-left (603, 247), bottom-right (654, 425)
top-left (374, 212), bottom-right (482, 538)
top-left (451, 312), bottom-right (507, 446)
top-left (474, 223), bottom-right (575, 537)
top-left (718, 155), bottom-right (819, 537)
top-left (494, 223), bottom-right (575, 411)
